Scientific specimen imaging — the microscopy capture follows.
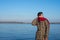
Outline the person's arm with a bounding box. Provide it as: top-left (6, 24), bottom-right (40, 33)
top-left (45, 20), bottom-right (50, 39)
top-left (32, 18), bottom-right (38, 26)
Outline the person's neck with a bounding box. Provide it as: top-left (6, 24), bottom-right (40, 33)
top-left (39, 16), bottom-right (44, 18)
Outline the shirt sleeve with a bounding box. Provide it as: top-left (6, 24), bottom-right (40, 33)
top-left (45, 20), bottom-right (50, 37)
top-left (32, 18), bottom-right (38, 26)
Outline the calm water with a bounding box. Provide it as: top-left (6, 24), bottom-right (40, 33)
top-left (0, 24), bottom-right (60, 40)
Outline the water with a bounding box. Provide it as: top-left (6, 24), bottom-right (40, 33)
top-left (0, 24), bottom-right (60, 40)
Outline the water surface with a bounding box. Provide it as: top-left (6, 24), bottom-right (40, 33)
top-left (0, 24), bottom-right (60, 40)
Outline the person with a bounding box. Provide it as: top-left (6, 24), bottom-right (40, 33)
top-left (32, 12), bottom-right (50, 40)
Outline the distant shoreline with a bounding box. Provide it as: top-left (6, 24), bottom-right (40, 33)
top-left (0, 22), bottom-right (60, 24)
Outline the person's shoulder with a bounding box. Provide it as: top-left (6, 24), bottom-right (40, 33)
top-left (44, 17), bottom-right (49, 21)
top-left (44, 18), bottom-right (50, 24)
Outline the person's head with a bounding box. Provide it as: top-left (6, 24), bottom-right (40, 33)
top-left (37, 12), bottom-right (44, 17)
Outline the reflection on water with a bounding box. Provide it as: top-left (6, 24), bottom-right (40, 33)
top-left (0, 24), bottom-right (60, 40)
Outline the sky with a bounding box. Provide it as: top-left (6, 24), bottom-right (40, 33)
top-left (0, 0), bottom-right (60, 22)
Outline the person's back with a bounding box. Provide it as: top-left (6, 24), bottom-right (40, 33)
top-left (32, 12), bottom-right (50, 40)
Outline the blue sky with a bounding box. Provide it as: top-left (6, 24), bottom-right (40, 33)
top-left (0, 0), bottom-right (60, 22)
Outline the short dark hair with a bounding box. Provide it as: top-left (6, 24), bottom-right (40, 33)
top-left (37, 12), bottom-right (43, 16)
